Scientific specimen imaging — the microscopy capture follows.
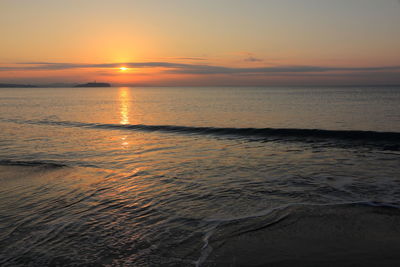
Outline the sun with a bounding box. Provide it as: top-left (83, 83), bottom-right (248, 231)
top-left (119, 67), bottom-right (128, 71)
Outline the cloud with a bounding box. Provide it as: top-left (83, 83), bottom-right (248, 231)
top-left (4, 62), bottom-right (190, 71)
top-left (163, 64), bottom-right (400, 75)
top-left (244, 56), bottom-right (263, 62)
top-left (235, 51), bottom-right (263, 62)
top-left (1, 61), bottom-right (400, 75)
top-left (161, 57), bottom-right (207, 61)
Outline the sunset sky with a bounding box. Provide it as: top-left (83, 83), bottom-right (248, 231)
top-left (1, 0), bottom-right (399, 86)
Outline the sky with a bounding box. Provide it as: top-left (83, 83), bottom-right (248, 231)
top-left (0, 0), bottom-right (399, 86)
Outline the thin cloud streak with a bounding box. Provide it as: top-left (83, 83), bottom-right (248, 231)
top-left (159, 57), bottom-right (207, 61)
top-left (244, 56), bottom-right (263, 62)
top-left (2, 62), bottom-right (400, 75)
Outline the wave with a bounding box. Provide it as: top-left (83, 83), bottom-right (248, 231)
top-left (5, 119), bottom-right (400, 150)
top-left (205, 201), bottom-right (400, 224)
top-left (0, 159), bottom-right (67, 168)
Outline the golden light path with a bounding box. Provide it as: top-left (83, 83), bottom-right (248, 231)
top-left (118, 87), bottom-right (130, 146)
top-left (119, 87), bottom-right (130, 124)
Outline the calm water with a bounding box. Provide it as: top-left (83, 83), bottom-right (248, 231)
top-left (1, 86), bottom-right (400, 266)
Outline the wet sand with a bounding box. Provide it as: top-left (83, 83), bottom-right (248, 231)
top-left (205, 203), bottom-right (400, 267)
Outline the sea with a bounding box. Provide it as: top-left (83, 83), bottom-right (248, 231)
top-left (0, 86), bottom-right (400, 266)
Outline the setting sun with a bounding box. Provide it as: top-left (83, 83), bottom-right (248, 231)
top-left (1, 1), bottom-right (400, 266)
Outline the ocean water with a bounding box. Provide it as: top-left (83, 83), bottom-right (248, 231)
top-left (0, 86), bottom-right (400, 266)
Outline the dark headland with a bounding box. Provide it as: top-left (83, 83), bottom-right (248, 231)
top-left (74, 82), bottom-right (111, 87)
top-left (0, 83), bottom-right (37, 88)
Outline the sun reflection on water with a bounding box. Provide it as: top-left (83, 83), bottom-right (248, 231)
top-left (119, 87), bottom-right (130, 125)
top-left (119, 87), bottom-right (131, 147)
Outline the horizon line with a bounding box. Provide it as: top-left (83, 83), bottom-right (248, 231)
top-left (1, 82), bottom-right (400, 88)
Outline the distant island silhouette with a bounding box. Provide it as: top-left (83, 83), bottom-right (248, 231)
top-left (0, 83), bottom-right (37, 88)
top-left (75, 82), bottom-right (111, 87)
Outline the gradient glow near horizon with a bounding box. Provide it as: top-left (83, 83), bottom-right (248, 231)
top-left (1, 0), bottom-right (399, 86)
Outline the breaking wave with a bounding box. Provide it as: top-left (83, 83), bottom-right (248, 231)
top-left (5, 119), bottom-right (400, 150)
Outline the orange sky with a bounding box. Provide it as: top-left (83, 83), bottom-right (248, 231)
top-left (1, 0), bottom-right (399, 86)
